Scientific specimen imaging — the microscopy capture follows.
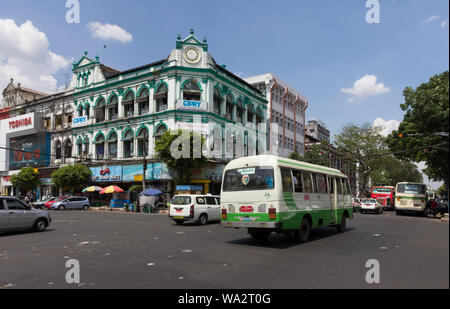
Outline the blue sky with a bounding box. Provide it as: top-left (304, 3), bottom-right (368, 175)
top-left (1, 0), bottom-right (448, 187)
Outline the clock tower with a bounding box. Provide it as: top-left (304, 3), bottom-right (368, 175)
top-left (168, 29), bottom-right (212, 69)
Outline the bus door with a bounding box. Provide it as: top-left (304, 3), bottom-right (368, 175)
top-left (328, 176), bottom-right (337, 224)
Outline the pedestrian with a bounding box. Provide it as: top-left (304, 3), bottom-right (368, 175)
top-left (431, 199), bottom-right (438, 217)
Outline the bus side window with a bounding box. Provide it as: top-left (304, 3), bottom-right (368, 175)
top-left (316, 174), bottom-right (327, 194)
top-left (311, 173), bottom-right (318, 194)
top-left (346, 180), bottom-right (351, 196)
top-left (327, 177), bottom-right (334, 194)
top-left (341, 179), bottom-right (348, 195)
top-left (302, 172), bottom-right (313, 193)
top-left (293, 170), bottom-right (303, 193)
top-left (336, 178), bottom-right (343, 195)
top-left (281, 168), bottom-right (293, 193)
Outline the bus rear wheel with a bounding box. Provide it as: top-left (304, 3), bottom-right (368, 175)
top-left (295, 217), bottom-right (311, 243)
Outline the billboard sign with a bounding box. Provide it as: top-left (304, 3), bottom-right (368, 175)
top-left (9, 133), bottom-right (51, 170)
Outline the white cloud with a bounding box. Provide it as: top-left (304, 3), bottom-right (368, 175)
top-left (341, 74), bottom-right (390, 102)
top-left (373, 118), bottom-right (400, 137)
top-left (0, 19), bottom-right (71, 100)
top-left (87, 22), bottom-right (133, 43)
top-left (420, 15), bottom-right (440, 26)
top-left (441, 19), bottom-right (448, 28)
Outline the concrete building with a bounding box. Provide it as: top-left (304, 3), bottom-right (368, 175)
top-left (305, 120), bottom-right (330, 143)
top-left (245, 73), bottom-right (308, 158)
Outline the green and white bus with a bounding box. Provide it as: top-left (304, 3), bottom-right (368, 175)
top-left (220, 155), bottom-right (353, 242)
top-left (395, 182), bottom-right (428, 216)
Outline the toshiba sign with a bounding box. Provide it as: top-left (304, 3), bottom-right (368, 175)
top-left (8, 116), bottom-right (32, 130)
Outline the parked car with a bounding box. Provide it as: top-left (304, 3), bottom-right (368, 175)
top-left (50, 196), bottom-right (90, 210)
top-left (33, 197), bottom-right (56, 209)
top-left (360, 198), bottom-right (384, 214)
top-left (45, 196), bottom-right (69, 209)
top-left (0, 196), bottom-right (51, 233)
top-left (168, 194), bottom-right (221, 225)
top-left (352, 198), bottom-right (361, 211)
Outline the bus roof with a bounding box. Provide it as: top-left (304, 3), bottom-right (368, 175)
top-left (224, 155), bottom-right (347, 177)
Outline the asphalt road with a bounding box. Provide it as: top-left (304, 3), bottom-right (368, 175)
top-left (0, 210), bottom-right (448, 289)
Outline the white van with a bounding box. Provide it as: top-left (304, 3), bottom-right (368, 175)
top-left (169, 194), bottom-right (221, 225)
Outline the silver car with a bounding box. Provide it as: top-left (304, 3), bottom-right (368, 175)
top-left (51, 196), bottom-right (90, 210)
top-left (0, 197), bottom-right (51, 232)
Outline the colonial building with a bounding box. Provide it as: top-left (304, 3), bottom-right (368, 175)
top-left (245, 73), bottom-right (308, 158)
top-left (43, 30), bottom-right (269, 197)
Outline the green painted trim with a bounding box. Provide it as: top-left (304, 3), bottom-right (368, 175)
top-left (136, 124), bottom-right (149, 137)
top-left (181, 78), bottom-right (203, 92)
top-left (123, 88), bottom-right (135, 100)
top-left (153, 122), bottom-right (168, 135)
top-left (94, 131), bottom-right (105, 142)
top-left (94, 96), bottom-right (106, 107)
top-left (137, 84), bottom-right (150, 97)
top-left (73, 66), bottom-right (267, 105)
top-left (106, 129), bottom-right (118, 142)
top-left (107, 92), bottom-right (119, 105)
top-left (155, 80), bottom-right (169, 93)
top-left (121, 127), bottom-right (134, 139)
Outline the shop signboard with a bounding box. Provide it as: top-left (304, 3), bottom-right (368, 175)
top-left (176, 100), bottom-right (207, 111)
top-left (123, 163), bottom-right (172, 181)
top-left (91, 166), bottom-right (122, 182)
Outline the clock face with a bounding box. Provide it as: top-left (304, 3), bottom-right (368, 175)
top-left (184, 47), bottom-right (200, 63)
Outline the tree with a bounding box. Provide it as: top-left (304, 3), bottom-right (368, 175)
top-left (155, 130), bottom-right (207, 183)
top-left (334, 123), bottom-right (387, 196)
top-left (290, 146), bottom-right (330, 167)
top-left (10, 167), bottom-right (40, 193)
top-left (371, 156), bottom-right (423, 186)
top-left (51, 164), bottom-right (92, 193)
top-left (387, 71), bottom-right (449, 192)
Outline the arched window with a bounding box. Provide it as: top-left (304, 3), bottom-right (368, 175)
top-left (94, 134), bottom-right (105, 160)
top-left (226, 95), bottom-right (233, 120)
top-left (77, 139), bottom-right (83, 156)
top-left (138, 88), bottom-right (150, 115)
top-left (154, 84), bottom-right (168, 112)
top-left (247, 105), bottom-right (254, 124)
top-left (55, 140), bottom-right (62, 160)
top-left (183, 80), bottom-right (201, 101)
top-left (64, 140), bottom-right (72, 161)
top-left (108, 95), bottom-right (119, 120)
top-left (236, 100), bottom-right (244, 124)
top-left (137, 127), bottom-right (149, 157)
top-left (84, 104), bottom-right (91, 118)
top-left (107, 132), bottom-right (118, 159)
top-left (123, 91), bottom-right (135, 117)
top-left (123, 130), bottom-right (134, 158)
top-left (77, 105), bottom-right (84, 117)
top-left (213, 88), bottom-right (221, 114)
top-left (154, 124), bottom-right (167, 143)
top-left (256, 108), bottom-right (264, 126)
top-left (94, 98), bottom-right (106, 123)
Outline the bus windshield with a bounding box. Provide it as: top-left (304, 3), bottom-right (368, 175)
top-left (397, 184), bottom-right (426, 195)
top-left (223, 166), bottom-right (275, 192)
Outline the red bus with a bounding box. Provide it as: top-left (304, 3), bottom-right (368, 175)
top-left (371, 186), bottom-right (395, 210)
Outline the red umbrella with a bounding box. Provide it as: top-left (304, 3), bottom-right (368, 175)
top-left (100, 185), bottom-right (125, 194)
